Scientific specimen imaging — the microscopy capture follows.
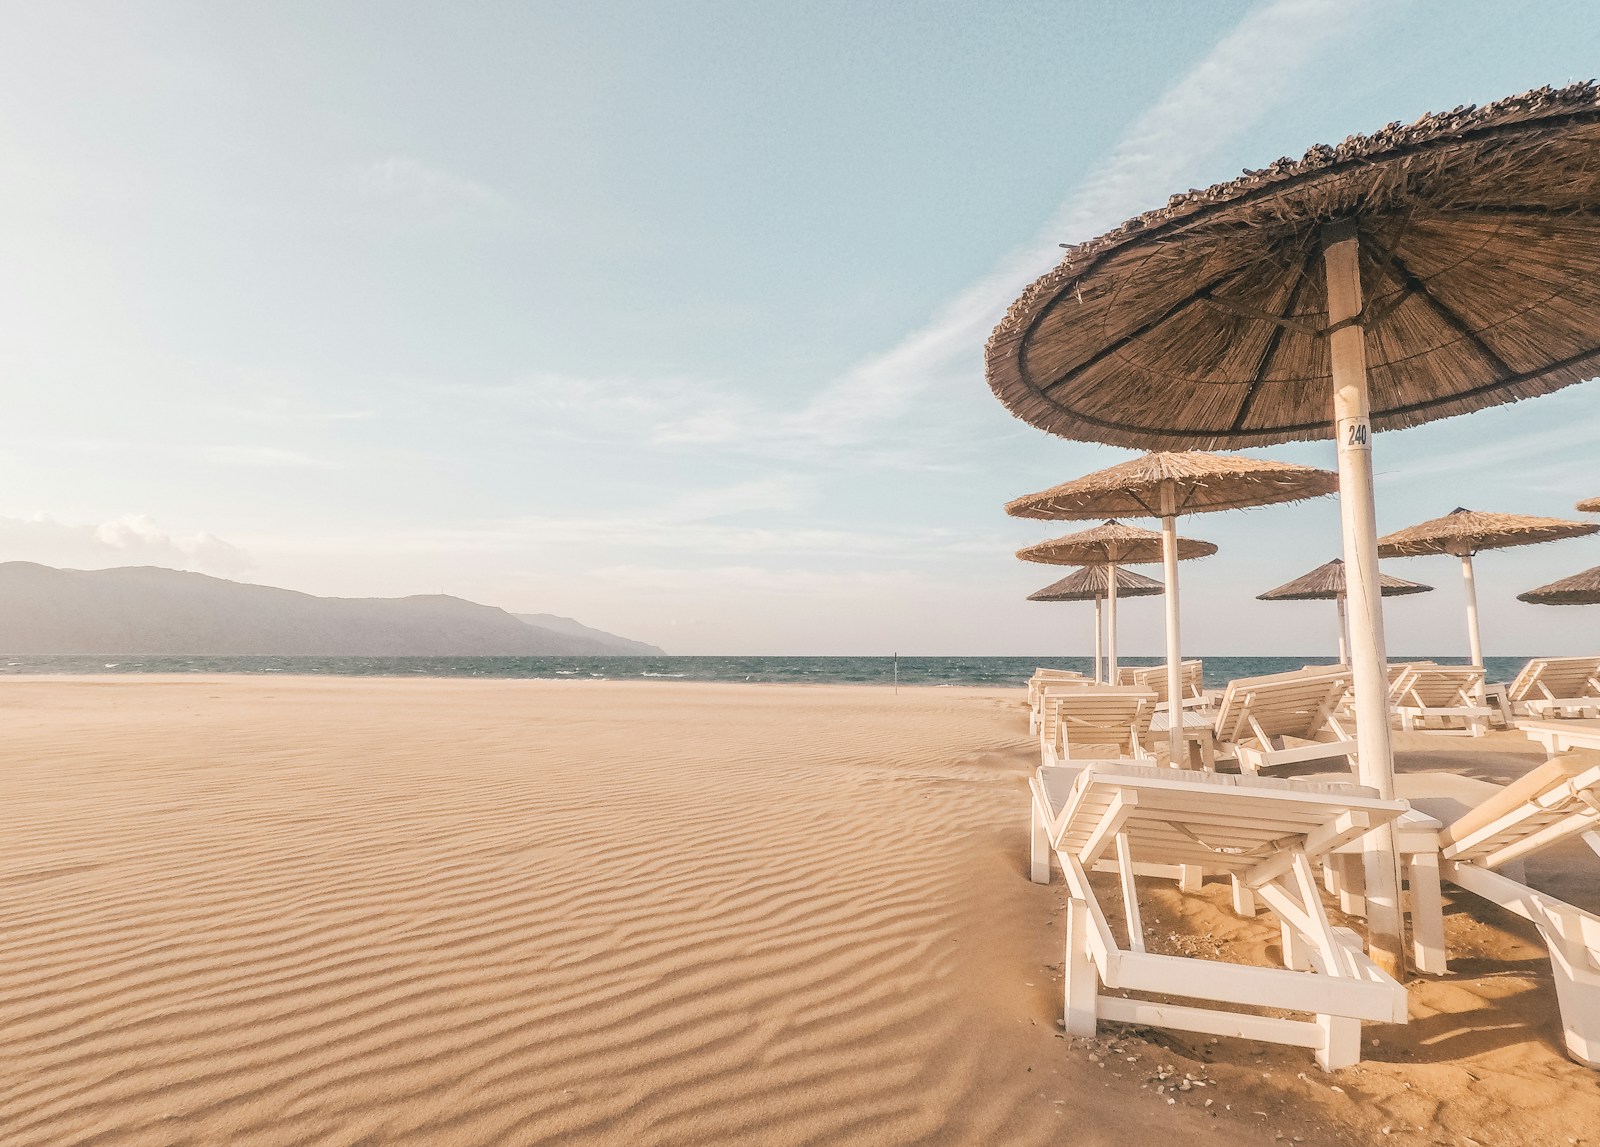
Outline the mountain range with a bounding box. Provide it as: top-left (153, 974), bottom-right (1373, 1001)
top-left (0, 562), bottom-right (663, 656)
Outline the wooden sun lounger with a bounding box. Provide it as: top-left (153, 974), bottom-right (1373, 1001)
top-left (1400, 757), bottom-right (1600, 1067)
top-left (1037, 687), bottom-right (1157, 768)
top-left (1211, 667), bottom-right (1357, 775)
top-left (1507, 657), bottom-right (1600, 720)
top-left (1389, 664), bottom-right (1492, 737)
top-left (1117, 660), bottom-right (1209, 710)
top-left (1028, 670), bottom-right (1091, 735)
top-left (1028, 761), bottom-right (1408, 1069)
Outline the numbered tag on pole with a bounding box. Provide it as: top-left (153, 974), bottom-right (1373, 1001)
top-left (1338, 416), bottom-right (1371, 452)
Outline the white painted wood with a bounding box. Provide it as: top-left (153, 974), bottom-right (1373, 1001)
top-left (1106, 560), bottom-right (1119, 681)
top-left (1231, 875), bottom-right (1257, 916)
top-left (1115, 832), bottom-right (1145, 952)
top-left (1316, 1014), bottom-right (1361, 1071)
top-left (1063, 896), bottom-right (1100, 1036)
top-left (1405, 850), bottom-right (1447, 975)
top-left (1322, 218), bottom-right (1405, 978)
top-left (1030, 782), bottom-right (1052, 884)
top-left (1093, 595), bottom-right (1104, 684)
top-left (1461, 551), bottom-right (1485, 671)
top-left (1160, 490), bottom-right (1185, 768)
top-left (1095, 996), bottom-right (1324, 1049)
top-left (1336, 596), bottom-right (1350, 665)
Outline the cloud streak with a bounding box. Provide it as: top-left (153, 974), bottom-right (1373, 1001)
top-left (0, 513), bottom-right (251, 576)
top-left (461, 0), bottom-right (1383, 465)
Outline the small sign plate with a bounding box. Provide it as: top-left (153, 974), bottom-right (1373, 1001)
top-left (1338, 416), bottom-right (1371, 451)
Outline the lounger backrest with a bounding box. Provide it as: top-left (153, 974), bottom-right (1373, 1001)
top-left (1394, 665), bottom-right (1485, 707)
top-left (1113, 661), bottom-right (1203, 705)
top-left (1042, 687), bottom-right (1156, 754)
top-left (1213, 667), bottom-right (1353, 743)
top-left (1439, 753), bottom-right (1600, 868)
top-left (1029, 669), bottom-right (1086, 705)
top-left (1506, 657), bottom-right (1600, 703)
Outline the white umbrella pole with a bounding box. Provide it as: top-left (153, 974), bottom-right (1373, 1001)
top-left (1460, 551), bottom-right (1484, 668)
top-left (1336, 596), bottom-right (1351, 665)
top-left (1323, 219), bottom-right (1405, 977)
top-left (1093, 595), bottom-right (1104, 683)
top-left (1106, 561), bottom-right (1119, 681)
top-left (1160, 489), bottom-right (1185, 767)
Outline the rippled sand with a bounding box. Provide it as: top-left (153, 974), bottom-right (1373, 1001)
top-left (3, 677), bottom-right (1596, 1146)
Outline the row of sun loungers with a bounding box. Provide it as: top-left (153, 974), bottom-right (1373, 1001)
top-left (1022, 657), bottom-right (1600, 1070)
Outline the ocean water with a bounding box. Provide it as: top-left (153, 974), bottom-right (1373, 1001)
top-left (0, 654), bottom-right (1534, 690)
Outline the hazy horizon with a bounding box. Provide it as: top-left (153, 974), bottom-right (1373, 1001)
top-left (4, 1), bottom-right (1600, 656)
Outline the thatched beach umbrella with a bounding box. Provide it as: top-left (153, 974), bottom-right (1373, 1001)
top-left (1577, 497), bottom-right (1600, 514)
top-left (1029, 565), bottom-right (1163, 682)
top-left (1008, 451), bottom-right (1335, 761)
top-left (1257, 558), bottom-right (1431, 662)
top-left (1378, 508), bottom-right (1597, 666)
top-left (1017, 519), bottom-right (1215, 683)
top-left (983, 83), bottom-right (1600, 973)
top-left (1518, 565), bottom-right (1600, 606)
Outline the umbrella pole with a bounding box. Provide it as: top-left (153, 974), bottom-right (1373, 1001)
top-left (1460, 551), bottom-right (1484, 668)
top-left (1093, 595), bottom-right (1104, 683)
top-left (1106, 561), bottom-right (1119, 682)
top-left (1336, 597), bottom-right (1350, 665)
top-left (1160, 488), bottom-right (1185, 766)
top-left (1322, 220), bottom-right (1406, 977)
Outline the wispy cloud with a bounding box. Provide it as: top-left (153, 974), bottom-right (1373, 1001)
top-left (205, 445), bottom-right (342, 469)
top-left (349, 156), bottom-right (519, 224)
top-left (454, 0), bottom-right (1383, 466)
top-left (0, 513), bottom-right (251, 576)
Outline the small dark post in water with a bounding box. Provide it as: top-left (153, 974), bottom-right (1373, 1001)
top-left (893, 653), bottom-right (898, 694)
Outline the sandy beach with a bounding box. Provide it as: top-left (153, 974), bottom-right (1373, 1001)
top-left (3, 677), bottom-right (1598, 1146)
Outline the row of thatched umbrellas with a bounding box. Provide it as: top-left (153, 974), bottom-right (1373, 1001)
top-left (1026, 497), bottom-right (1600, 677)
top-left (982, 82), bottom-right (1600, 973)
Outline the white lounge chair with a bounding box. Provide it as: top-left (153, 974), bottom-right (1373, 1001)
top-left (1028, 670), bottom-right (1091, 735)
top-left (1212, 667), bottom-right (1357, 775)
top-left (1389, 664), bottom-right (1492, 736)
top-left (1507, 657), bottom-right (1600, 720)
top-left (1118, 660), bottom-right (1208, 710)
top-left (1398, 757), bottom-right (1600, 1068)
top-left (1028, 761), bottom-right (1409, 1069)
top-left (1037, 687), bottom-right (1157, 768)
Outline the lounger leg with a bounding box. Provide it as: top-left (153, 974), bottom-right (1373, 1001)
top-left (1315, 1014), bottom-right (1360, 1071)
top-left (1335, 853), bottom-right (1366, 916)
top-left (1179, 865), bottom-right (1203, 894)
top-left (1030, 791), bottom-right (1051, 884)
top-left (1405, 851), bottom-right (1447, 975)
top-left (1545, 931), bottom-right (1600, 1068)
top-left (1281, 920), bottom-right (1312, 971)
top-left (1063, 897), bottom-right (1100, 1037)
top-left (1230, 875), bottom-right (1257, 917)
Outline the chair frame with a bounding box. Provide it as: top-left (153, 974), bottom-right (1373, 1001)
top-left (1028, 762), bottom-right (1408, 1070)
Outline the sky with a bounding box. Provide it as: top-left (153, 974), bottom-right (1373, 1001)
top-left (2, 0), bottom-right (1599, 656)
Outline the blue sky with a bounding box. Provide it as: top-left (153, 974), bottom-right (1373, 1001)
top-left (3, 0), bottom-right (1599, 655)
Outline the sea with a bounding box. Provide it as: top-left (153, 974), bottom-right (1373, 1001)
top-left (0, 654), bottom-right (1534, 690)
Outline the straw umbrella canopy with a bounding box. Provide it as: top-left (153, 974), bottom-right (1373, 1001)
top-left (1017, 519), bottom-right (1215, 685)
top-left (1517, 566), bottom-right (1600, 606)
top-left (1378, 507), bottom-right (1598, 667)
top-left (1576, 497), bottom-right (1600, 514)
top-left (1029, 565), bottom-right (1164, 683)
top-left (982, 82), bottom-right (1600, 974)
top-left (1009, 451), bottom-right (1335, 761)
top-left (1257, 558), bottom-right (1431, 662)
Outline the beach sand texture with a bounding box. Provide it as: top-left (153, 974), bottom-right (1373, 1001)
top-left (2, 678), bottom-right (1597, 1146)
